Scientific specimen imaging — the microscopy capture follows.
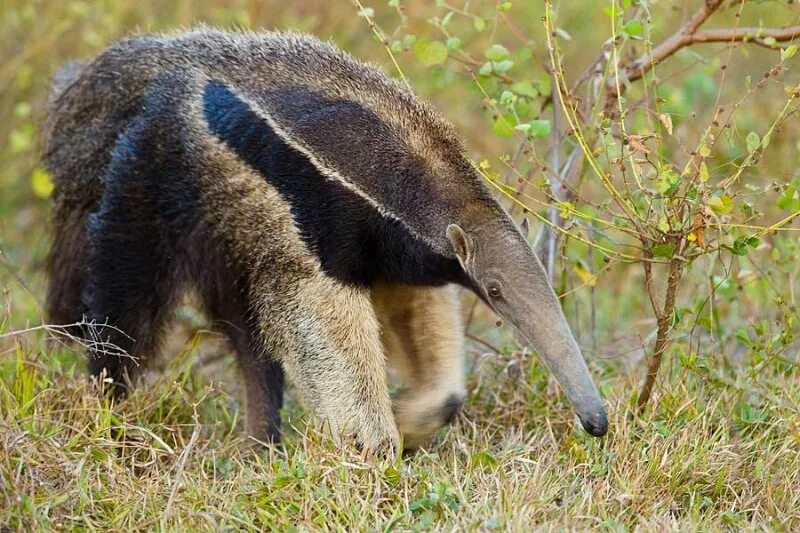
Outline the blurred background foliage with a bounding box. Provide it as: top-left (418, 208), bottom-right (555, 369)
top-left (2, 1), bottom-right (800, 529)
top-left (1, 0), bottom-right (799, 423)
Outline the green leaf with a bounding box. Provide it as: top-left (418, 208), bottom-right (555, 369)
top-left (554, 27), bottom-right (572, 41)
top-left (441, 11), bottom-right (453, 28)
top-left (485, 44), bottom-right (510, 61)
top-left (782, 45), bottom-right (798, 60)
top-left (499, 90), bottom-right (516, 106)
top-left (777, 176), bottom-right (800, 211)
top-left (470, 450), bottom-right (498, 469)
top-left (537, 75), bottom-right (552, 96)
top-left (446, 37), bottom-right (462, 50)
top-left (707, 195), bottom-right (733, 215)
top-left (491, 59), bottom-right (514, 73)
top-left (652, 243), bottom-right (676, 258)
top-left (10, 125), bottom-right (34, 154)
top-left (656, 168), bottom-right (681, 195)
top-left (416, 511), bottom-right (435, 527)
top-left (413, 38), bottom-right (448, 67)
top-left (511, 80), bottom-right (538, 98)
top-left (383, 466), bottom-right (401, 486)
top-left (527, 119), bottom-right (551, 138)
top-left (478, 61), bottom-right (493, 76)
top-left (515, 120), bottom-right (551, 138)
top-left (473, 16), bottom-right (487, 32)
top-left (726, 236), bottom-right (757, 256)
top-left (623, 20), bottom-right (643, 36)
top-left (735, 328), bottom-right (752, 346)
top-left (497, 2), bottom-right (512, 11)
top-left (492, 114), bottom-right (516, 138)
top-left (357, 7), bottom-right (374, 18)
top-left (14, 102), bottom-right (31, 119)
top-left (746, 131), bottom-right (761, 154)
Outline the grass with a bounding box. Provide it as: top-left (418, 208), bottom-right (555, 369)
top-left (2, 324), bottom-right (799, 530)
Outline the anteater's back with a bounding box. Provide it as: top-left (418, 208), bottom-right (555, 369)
top-left (44, 28), bottom-right (460, 208)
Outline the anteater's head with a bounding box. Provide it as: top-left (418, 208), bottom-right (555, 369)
top-left (446, 217), bottom-right (608, 437)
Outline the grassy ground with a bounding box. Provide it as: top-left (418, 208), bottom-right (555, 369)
top-left (2, 326), bottom-right (799, 530)
top-left (3, 0), bottom-right (800, 530)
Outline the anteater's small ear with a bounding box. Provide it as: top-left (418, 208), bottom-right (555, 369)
top-left (520, 217), bottom-right (530, 238)
top-left (446, 223), bottom-right (474, 267)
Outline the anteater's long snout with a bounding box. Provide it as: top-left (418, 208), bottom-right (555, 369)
top-left (517, 314), bottom-right (608, 438)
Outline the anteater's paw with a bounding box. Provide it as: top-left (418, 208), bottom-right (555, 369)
top-left (348, 426), bottom-right (401, 458)
top-left (326, 414), bottom-right (400, 458)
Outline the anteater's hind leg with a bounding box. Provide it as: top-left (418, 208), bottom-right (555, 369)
top-left (81, 183), bottom-right (181, 398)
top-left (372, 283), bottom-right (466, 449)
top-left (229, 329), bottom-right (284, 444)
top-left (199, 260), bottom-right (285, 444)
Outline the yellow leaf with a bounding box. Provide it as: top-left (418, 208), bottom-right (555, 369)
top-left (699, 162), bottom-right (709, 183)
top-left (687, 231), bottom-right (697, 242)
top-left (558, 201), bottom-right (575, 219)
top-left (707, 195), bottom-right (733, 215)
top-left (573, 264), bottom-right (596, 286)
top-left (30, 167), bottom-right (54, 198)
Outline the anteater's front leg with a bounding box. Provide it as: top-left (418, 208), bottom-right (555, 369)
top-left (372, 283), bottom-right (467, 449)
top-left (275, 275), bottom-right (399, 454)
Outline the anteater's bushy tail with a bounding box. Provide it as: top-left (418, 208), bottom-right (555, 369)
top-left (45, 60), bottom-right (91, 329)
top-left (49, 61), bottom-right (86, 103)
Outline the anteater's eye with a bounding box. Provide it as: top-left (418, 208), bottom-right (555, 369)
top-left (487, 285), bottom-right (502, 299)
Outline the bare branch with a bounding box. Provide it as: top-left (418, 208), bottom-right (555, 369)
top-left (690, 25), bottom-right (800, 48)
top-left (611, 0), bottom-right (724, 92)
top-left (625, 24), bottom-right (800, 84)
top-left (614, 0), bottom-right (800, 93)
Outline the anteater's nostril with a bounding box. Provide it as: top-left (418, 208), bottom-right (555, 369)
top-left (441, 394), bottom-right (465, 425)
top-left (580, 410), bottom-right (609, 438)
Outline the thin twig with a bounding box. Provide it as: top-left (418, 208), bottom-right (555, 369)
top-left (163, 405), bottom-right (203, 522)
